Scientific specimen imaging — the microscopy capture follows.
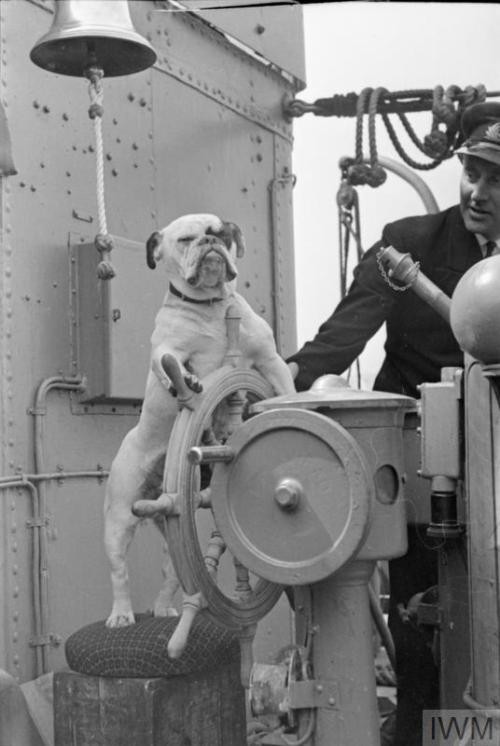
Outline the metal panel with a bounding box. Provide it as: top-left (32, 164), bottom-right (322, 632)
top-left (187, 1), bottom-right (306, 85)
top-left (0, 0), bottom-right (302, 681)
top-left (72, 235), bottom-right (167, 401)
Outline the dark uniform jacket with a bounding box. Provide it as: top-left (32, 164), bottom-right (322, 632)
top-left (288, 205), bottom-right (483, 398)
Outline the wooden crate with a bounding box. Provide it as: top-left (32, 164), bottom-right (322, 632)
top-left (54, 660), bottom-right (246, 746)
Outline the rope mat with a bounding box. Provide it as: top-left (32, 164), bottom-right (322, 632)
top-left (65, 611), bottom-right (239, 679)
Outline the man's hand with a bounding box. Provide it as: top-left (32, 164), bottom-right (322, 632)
top-left (288, 361), bottom-right (299, 380)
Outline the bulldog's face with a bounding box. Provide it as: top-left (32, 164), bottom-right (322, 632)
top-left (146, 214), bottom-right (245, 291)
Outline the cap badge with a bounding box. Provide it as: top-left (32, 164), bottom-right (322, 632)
top-left (485, 122), bottom-right (500, 143)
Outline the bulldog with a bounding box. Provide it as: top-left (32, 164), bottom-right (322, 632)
top-left (104, 213), bottom-right (295, 628)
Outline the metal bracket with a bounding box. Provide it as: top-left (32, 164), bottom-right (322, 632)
top-left (288, 679), bottom-right (339, 710)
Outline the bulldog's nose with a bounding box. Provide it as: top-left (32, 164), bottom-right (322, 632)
top-left (199, 235), bottom-right (220, 248)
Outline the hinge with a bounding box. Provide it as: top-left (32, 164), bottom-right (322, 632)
top-left (29, 633), bottom-right (62, 648)
top-left (26, 517), bottom-right (49, 529)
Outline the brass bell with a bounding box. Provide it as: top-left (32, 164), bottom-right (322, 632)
top-left (30, 0), bottom-right (157, 77)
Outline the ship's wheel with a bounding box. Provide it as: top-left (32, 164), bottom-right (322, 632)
top-left (161, 366), bottom-right (284, 636)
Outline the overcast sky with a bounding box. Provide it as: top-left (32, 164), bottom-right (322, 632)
top-left (292, 2), bottom-right (500, 386)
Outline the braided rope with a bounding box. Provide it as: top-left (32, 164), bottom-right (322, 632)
top-left (347, 88), bottom-right (387, 187)
top-left (381, 111), bottom-right (448, 171)
top-left (368, 87), bottom-right (386, 166)
top-left (300, 84), bottom-right (491, 176)
top-left (87, 68), bottom-right (115, 280)
top-left (355, 87), bottom-right (372, 162)
top-left (398, 113), bottom-right (430, 154)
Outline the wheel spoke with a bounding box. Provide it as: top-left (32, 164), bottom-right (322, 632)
top-left (163, 366), bottom-right (283, 629)
top-left (233, 557), bottom-right (252, 600)
top-left (204, 530), bottom-right (226, 579)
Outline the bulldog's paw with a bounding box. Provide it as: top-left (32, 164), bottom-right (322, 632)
top-left (105, 608), bottom-right (136, 628)
top-left (167, 373), bottom-right (202, 399)
top-left (184, 373), bottom-right (203, 394)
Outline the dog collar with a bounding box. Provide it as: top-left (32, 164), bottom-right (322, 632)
top-left (168, 282), bottom-right (224, 305)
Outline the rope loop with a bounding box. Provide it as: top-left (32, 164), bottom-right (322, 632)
top-left (345, 87), bottom-right (388, 187)
top-left (323, 83), bottom-right (492, 175)
top-left (354, 88), bottom-right (373, 162)
top-left (432, 84), bottom-right (459, 127)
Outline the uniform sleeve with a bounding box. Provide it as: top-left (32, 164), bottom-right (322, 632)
top-left (287, 241), bottom-right (397, 391)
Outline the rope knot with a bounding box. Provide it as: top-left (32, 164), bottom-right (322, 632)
top-left (432, 84), bottom-right (460, 127)
top-left (95, 234), bottom-right (116, 280)
top-left (88, 103), bottom-right (104, 120)
top-left (96, 260), bottom-right (116, 281)
top-left (423, 129), bottom-right (449, 159)
top-left (95, 233), bottom-right (114, 254)
top-left (347, 162), bottom-right (387, 188)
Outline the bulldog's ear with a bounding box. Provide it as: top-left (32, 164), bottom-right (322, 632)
top-left (146, 231), bottom-right (162, 269)
top-left (224, 221), bottom-right (246, 258)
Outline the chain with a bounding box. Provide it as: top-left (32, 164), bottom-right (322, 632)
top-left (376, 248), bottom-right (420, 291)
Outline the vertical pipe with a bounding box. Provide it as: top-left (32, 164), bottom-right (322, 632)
top-left (31, 376), bottom-right (86, 673)
top-left (268, 173), bottom-right (296, 355)
top-left (310, 560), bottom-right (380, 746)
top-left (0, 479), bottom-right (43, 676)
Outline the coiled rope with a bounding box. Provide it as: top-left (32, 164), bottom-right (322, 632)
top-left (86, 67), bottom-right (116, 280)
top-left (287, 84), bottom-right (491, 184)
